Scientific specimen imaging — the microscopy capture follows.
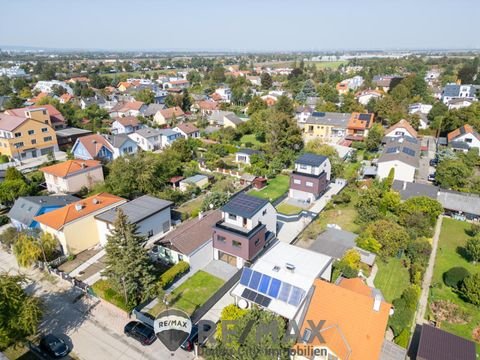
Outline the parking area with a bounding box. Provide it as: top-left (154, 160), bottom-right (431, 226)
top-left (416, 136), bottom-right (436, 184)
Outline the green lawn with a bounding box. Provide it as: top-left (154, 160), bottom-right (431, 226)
top-left (429, 218), bottom-right (480, 347)
top-left (316, 207), bottom-right (360, 233)
top-left (176, 193), bottom-right (206, 218)
top-left (306, 60), bottom-right (347, 70)
top-left (248, 175), bottom-right (289, 202)
top-left (276, 202), bottom-right (303, 215)
top-left (374, 258), bottom-right (410, 303)
top-left (91, 279), bottom-right (130, 312)
top-left (240, 134), bottom-right (264, 146)
top-left (149, 271), bottom-right (224, 317)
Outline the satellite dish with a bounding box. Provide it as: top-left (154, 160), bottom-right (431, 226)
top-left (238, 299), bottom-right (248, 309)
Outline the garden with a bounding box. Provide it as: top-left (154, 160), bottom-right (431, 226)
top-left (248, 174), bottom-right (290, 202)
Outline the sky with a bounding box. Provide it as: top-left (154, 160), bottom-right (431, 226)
top-left (1, 0), bottom-right (479, 52)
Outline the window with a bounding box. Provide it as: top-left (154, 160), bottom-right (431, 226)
top-left (306, 181), bottom-right (314, 187)
top-left (299, 164), bottom-right (308, 170)
top-left (14, 132), bottom-right (21, 138)
top-left (178, 254), bottom-right (183, 261)
top-left (217, 235), bottom-right (226, 243)
top-left (232, 240), bottom-right (242, 248)
top-left (293, 179), bottom-right (301, 185)
top-left (465, 138), bottom-right (473, 143)
top-left (228, 213), bottom-right (237, 221)
top-left (31, 139), bottom-right (37, 145)
top-left (262, 209), bottom-right (267, 216)
top-left (28, 130), bottom-right (35, 135)
top-left (41, 128), bottom-right (48, 133)
top-left (147, 230), bottom-right (154, 238)
top-left (43, 136), bottom-right (52, 142)
top-left (254, 238), bottom-right (260, 246)
top-left (14, 142), bottom-right (24, 148)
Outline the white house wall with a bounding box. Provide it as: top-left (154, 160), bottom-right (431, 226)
top-left (377, 160), bottom-right (415, 182)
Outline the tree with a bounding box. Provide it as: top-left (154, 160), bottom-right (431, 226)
top-left (201, 192), bottom-right (229, 211)
top-left (3, 94), bottom-right (24, 109)
top-left (186, 70), bottom-right (202, 86)
top-left (0, 274), bottom-right (42, 349)
top-left (0, 179), bottom-right (32, 206)
top-left (443, 267), bottom-right (470, 289)
top-left (457, 62), bottom-right (478, 84)
top-left (0, 227), bottom-right (20, 250)
top-left (435, 159), bottom-right (473, 190)
top-left (399, 197), bottom-right (443, 227)
top-left (335, 249), bottom-right (361, 278)
top-left (104, 209), bottom-right (156, 308)
top-left (365, 123), bottom-right (384, 151)
top-left (465, 236), bottom-right (480, 263)
top-left (181, 89), bottom-right (192, 112)
top-left (211, 64), bottom-right (226, 83)
top-left (247, 96), bottom-right (267, 116)
top-left (360, 219), bottom-right (410, 257)
top-left (461, 273), bottom-right (480, 305)
top-left (274, 95), bottom-right (294, 116)
top-left (260, 73), bottom-right (272, 90)
top-left (134, 89), bottom-right (154, 104)
top-left (13, 233), bottom-right (43, 267)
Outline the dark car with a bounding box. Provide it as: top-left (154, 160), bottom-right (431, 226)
top-left (429, 158), bottom-right (438, 167)
top-left (39, 334), bottom-right (70, 358)
top-left (181, 323), bottom-right (213, 351)
top-left (428, 173), bottom-right (436, 182)
top-left (124, 321), bottom-right (156, 345)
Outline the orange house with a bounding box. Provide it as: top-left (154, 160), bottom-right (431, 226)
top-left (346, 112), bottom-right (375, 141)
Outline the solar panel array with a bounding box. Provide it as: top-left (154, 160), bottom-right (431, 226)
top-left (404, 136), bottom-right (418, 144)
top-left (402, 147), bottom-right (416, 156)
top-left (242, 288), bottom-right (272, 307)
top-left (386, 147), bottom-right (399, 154)
top-left (358, 113), bottom-right (371, 121)
top-left (239, 268), bottom-right (305, 307)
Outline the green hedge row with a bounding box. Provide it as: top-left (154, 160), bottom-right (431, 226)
top-left (158, 261), bottom-right (190, 290)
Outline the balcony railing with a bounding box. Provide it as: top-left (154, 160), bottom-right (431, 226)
top-left (214, 220), bottom-right (265, 238)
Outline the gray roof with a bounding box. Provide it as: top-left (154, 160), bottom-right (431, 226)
top-left (296, 153), bottom-right (328, 167)
top-left (392, 180), bottom-right (439, 200)
top-left (221, 192), bottom-right (269, 219)
top-left (104, 133), bottom-right (132, 148)
top-left (437, 190), bottom-right (480, 216)
top-left (134, 127), bottom-right (162, 138)
top-left (55, 127), bottom-right (92, 137)
top-left (305, 112), bottom-right (351, 128)
top-left (158, 129), bottom-right (178, 137)
top-left (380, 340), bottom-right (407, 360)
top-left (236, 148), bottom-right (262, 156)
top-left (224, 113), bottom-right (243, 125)
top-left (144, 103), bottom-right (165, 117)
top-left (95, 195), bottom-right (172, 224)
top-left (416, 324), bottom-right (476, 360)
top-left (378, 137), bottom-right (420, 168)
top-left (449, 140), bottom-right (471, 150)
top-left (181, 174), bottom-right (208, 185)
top-left (309, 228), bottom-right (376, 266)
top-left (8, 195), bottom-right (79, 227)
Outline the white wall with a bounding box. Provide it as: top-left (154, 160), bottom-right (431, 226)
top-left (295, 160), bottom-right (331, 181)
top-left (45, 167), bottom-right (104, 194)
top-left (454, 133), bottom-right (480, 150)
top-left (377, 160), bottom-right (415, 183)
top-left (289, 188), bottom-right (315, 202)
top-left (385, 128), bottom-right (413, 138)
top-left (223, 203), bottom-right (277, 234)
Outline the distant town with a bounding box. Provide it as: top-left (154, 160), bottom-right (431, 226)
top-left (0, 48), bottom-right (479, 360)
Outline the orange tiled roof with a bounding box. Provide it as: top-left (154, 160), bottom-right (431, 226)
top-left (29, 92), bottom-right (48, 104)
top-left (114, 116), bottom-right (140, 127)
top-left (347, 112), bottom-right (374, 131)
top-left (34, 193), bottom-right (125, 230)
top-left (293, 278), bottom-right (391, 360)
top-left (176, 122), bottom-right (199, 134)
top-left (336, 82), bottom-right (348, 91)
top-left (118, 81), bottom-right (133, 89)
top-left (40, 159), bottom-right (101, 178)
top-left (447, 124), bottom-right (478, 142)
top-left (197, 100), bottom-right (219, 111)
top-left (60, 93), bottom-right (73, 102)
top-left (159, 106), bottom-right (184, 119)
top-left (386, 119), bottom-right (418, 138)
top-left (76, 134), bottom-right (113, 157)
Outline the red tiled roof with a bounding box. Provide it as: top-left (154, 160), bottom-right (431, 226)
top-left (159, 106), bottom-right (184, 119)
top-left (7, 104), bottom-right (66, 125)
top-left (197, 100), bottom-right (219, 111)
top-left (113, 116), bottom-right (140, 127)
top-left (347, 112), bottom-right (374, 131)
top-left (447, 124), bottom-right (479, 142)
top-left (175, 122), bottom-right (199, 134)
top-left (40, 159), bottom-right (101, 178)
top-left (386, 119), bottom-right (418, 138)
top-left (76, 134), bottom-right (113, 157)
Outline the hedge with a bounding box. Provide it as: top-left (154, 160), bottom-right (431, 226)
top-left (443, 267), bottom-right (470, 289)
top-left (158, 261), bottom-right (190, 290)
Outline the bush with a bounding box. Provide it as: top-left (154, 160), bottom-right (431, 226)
top-left (394, 329), bottom-right (411, 348)
top-left (443, 267), bottom-right (470, 289)
top-left (461, 273), bottom-right (480, 305)
top-left (0, 215), bottom-right (10, 226)
top-left (332, 192), bottom-right (351, 205)
top-left (465, 237), bottom-right (480, 263)
top-left (389, 286), bottom-right (420, 336)
top-left (158, 261), bottom-right (190, 290)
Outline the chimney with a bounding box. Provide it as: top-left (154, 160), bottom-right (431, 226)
top-left (285, 263), bottom-right (295, 272)
top-left (373, 294), bottom-right (382, 312)
top-left (75, 203), bottom-right (83, 211)
top-left (81, 163), bottom-right (86, 169)
top-left (92, 198), bottom-right (100, 205)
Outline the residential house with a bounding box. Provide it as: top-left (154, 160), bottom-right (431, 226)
top-left (41, 159), bottom-right (104, 194)
top-left (292, 278), bottom-right (392, 360)
top-left (384, 119), bottom-right (418, 139)
top-left (117, 81), bottom-right (134, 92)
top-left (153, 106), bottom-right (185, 126)
top-left (159, 128), bottom-right (182, 148)
top-left (373, 75), bottom-right (403, 92)
top-left (437, 190), bottom-right (480, 221)
top-left (392, 180), bottom-right (439, 201)
top-left (128, 127), bottom-right (163, 151)
top-left (163, 79), bottom-right (190, 90)
top-left (72, 134), bottom-right (114, 161)
top-left (34, 80), bottom-right (73, 95)
top-left (179, 174), bottom-right (209, 192)
top-left (336, 75), bottom-right (364, 94)
top-left (59, 93), bottom-right (73, 104)
top-left (260, 94), bottom-right (278, 106)
top-left (346, 112), bottom-right (374, 140)
top-left (143, 103), bottom-right (166, 118)
top-left (377, 137), bottom-right (420, 182)
top-left (247, 76), bottom-right (261, 86)
top-left (294, 106), bottom-right (314, 124)
top-left (0, 65), bottom-right (27, 78)
top-left (208, 110), bottom-right (243, 128)
top-left (441, 83), bottom-right (478, 104)
top-left (0, 108), bottom-right (59, 160)
top-left (79, 95), bottom-right (106, 110)
top-left (6, 104), bottom-right (67, 130)
top-left (156, 210), bottom-right (222, 269)
top-left (173, 123), bottom-right (200, 138)
top-left (301, 227), bottom-right (376, 267)
top-left (34, 193), bottom-right (127, 255)
top-left (231, 242), bottom-right (333, 320)
top-left (235, 148), bottom-right (263, 165)
top-left (409, 103), bottom-right (433, 115)
top-left (102, 134), bottom-right (138, 158)
top-left (109, 101), bottom-right (146, 118)
top-left (213, 87), bottom-right (232, 103)
top-left (212, 193), bottom-right (277, 268)
top-left (193, 100), bottom-right (219, 117)
top-left (447, 98), bottom-right (475, 110)
top-left (447, 124), bottom-right (480, 152)
top-left (111, 116), bottom-right (143, 134)
top-left (95, 195), bottom-right (173, 246)
top-left (55, 127), bottom-right (92, 149)
top-left (8, 195), bottom-right (79, 230)
top-left (27, 92), bottom-right (48, 105)
top-left (289, 153), bottom-right (331, 202)
top-left (412, 324), bottom-right (476, 360)
top-left (302, 112), bottom-right (350, 141)
top-left (356, 89), bottom-right (382, 105)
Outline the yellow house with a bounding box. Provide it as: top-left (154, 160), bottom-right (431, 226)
top-left (0, 108), bottom-right (59, 160)
top-left (303, 112), bottom-right (351, 142)
top-left (34, 193), bottom-right (126, 255)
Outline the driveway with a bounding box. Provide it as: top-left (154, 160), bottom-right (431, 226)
top-left (416, 136), bottom-right (436, 184)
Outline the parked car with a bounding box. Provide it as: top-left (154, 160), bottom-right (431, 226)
top-left (428, 173), bottom-right (436, 182)
top-left (124, 321), bottom-right (156, 345)
top-left (180, 323), bottom-right (213, 351)
top-left (39, 334), bottom-right (70, 358)
top-left (429, 158), bottom-right (438, 167)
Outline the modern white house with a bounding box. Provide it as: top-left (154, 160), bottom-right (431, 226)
top-left (213, 87), bottom-right (232, 103)
top-left (356, 90), bottom-right (382, 105)
top-left (173, 123), bottom-right (200, 139)
top-left (289, 153), bottom-right (331, 202)
top-left (94, 195), bottom-right (173, 246)
top-left (111, 116), bottom-right (143, 134)
top-left (231, 242), bottom-right (333, 320)
top-left (128, 127), bottom-right (163, 151)
top-left (377, 137), bottom-right (420, 183)
top-left (408, 103), bottom-right (433, 115)
top-left (384, 119), bottom-right (418, 139)
top-left (34, 80), bottom-right (73, 95)
top-left (447, 98), bottom-right (475, 110)
top-left (441, 83), bottom-right (478, 104)
top-left (159, 129), bottom-right (182, 148)
top-left (447, 124), bottom-right (480, 152)
top-left (40, 159), bottom-right (104, 194)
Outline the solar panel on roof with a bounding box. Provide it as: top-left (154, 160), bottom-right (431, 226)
top-left (240, 268), bottom-right (252, 286)
top-left (358, 113), bottom-right (371, 121)
top-left (405, 136), bottom-right (418, 144)
top-left (268, 278), bottom-right (281, 298)
top-left (386, 147), bottom-right (399, 154)
top-left (257, 295), bottom-right (272, 307)
top-left (402, 147), bottom-right (416, 156)
top-left (278, 283), bottom-right (292, 302)
top-left (287, 287), bottom-right (305, 306)
top-left (312, 112), bottom-right (325, 117)
top-left (242, 288), bottom-right (272, 308)
top-left (258, 275), bottom-right (271, 294)
top-left (248, 271), bottom-right (262, 290)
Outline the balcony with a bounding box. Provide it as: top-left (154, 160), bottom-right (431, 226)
top-left (214, 219), bottom-right (265, 238)
top-left (292, 170), bottom-right (323, 179)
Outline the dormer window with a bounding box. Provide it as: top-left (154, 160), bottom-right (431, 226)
top-left (228, 213), bottom-right (237, 221)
